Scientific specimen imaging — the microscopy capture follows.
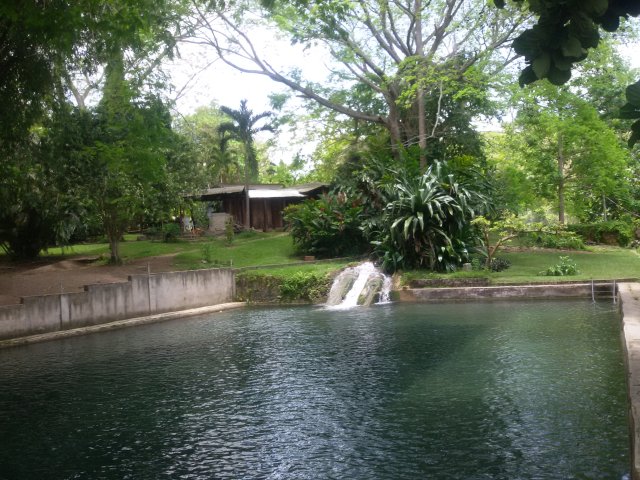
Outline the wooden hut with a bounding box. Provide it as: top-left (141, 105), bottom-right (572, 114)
top-left (194, 183), bottom-right (328, 232)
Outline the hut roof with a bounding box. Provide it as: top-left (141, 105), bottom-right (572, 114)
top-left (249, 189), bottom-right (304, 199)
top-left (191, 183), bottom-right (328, 201)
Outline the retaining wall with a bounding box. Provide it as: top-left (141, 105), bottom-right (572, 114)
top-left (396, 282), bottom-right (617, 302)
top-left (618, 283), bottom-right (640, 480)
top-left (0, 268), bottom-right (235, 341)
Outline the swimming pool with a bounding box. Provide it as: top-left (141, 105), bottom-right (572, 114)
top-left (0, 300), bottom-right (629, 479)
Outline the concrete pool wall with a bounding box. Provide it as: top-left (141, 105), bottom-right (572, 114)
top-left (0, 268), bottom-right (235, 341)
top-left (397, 281), bottom-right (619, 302)
top-left (617, 283), bottom-right (640, 480)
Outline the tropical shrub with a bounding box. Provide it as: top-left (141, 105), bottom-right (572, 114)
top-left (540, 256), bottom-right (579, 276)
top-left (368, 162), bottom-right (487, 273)
top-left (489, 257), bottom-right (511, 272)
top-left (283, 192), bottom-right (368, 258)
top-left (469, 255), bottom-right (511, 272)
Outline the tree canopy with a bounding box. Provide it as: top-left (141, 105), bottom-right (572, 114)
top-left (498, 0), bottom-right (640, 145)
top-left (189, 0), bottom-right (526, 166)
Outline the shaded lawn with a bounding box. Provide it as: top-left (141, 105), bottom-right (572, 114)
top-left (173, 233), bottom-right (299, 269)
top-left (403, 247), bottom-right (640, 284)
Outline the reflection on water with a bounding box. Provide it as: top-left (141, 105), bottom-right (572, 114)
top-left (0, 301), bottom-right (629, 479)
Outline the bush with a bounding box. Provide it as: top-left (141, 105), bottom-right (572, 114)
top-left (539, 256), bottom-right (579, 276)
top-left (524, 231), bottom-right (585, 250)
top-left (162, 222), bottom-right (181, 242)
top-left (567, 221), bottom-right (634, 247)
top-left (224, 217), bottom-right (234, 246)
top-left (279, 272), bottom-right (332, 302)
top-left (490, 257), bottom-right (511, 272)
top-left (283, 192), bottom-right (368, 258)
top-left (469, 256), bottom-right (511, 272)
top-left (201, 243), bottom-right (213, 263)
top-left (370, 162), bottom-right (487, 273)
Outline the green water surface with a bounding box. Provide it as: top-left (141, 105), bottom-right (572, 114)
top-left (0, 301), bottom-right (629, 479)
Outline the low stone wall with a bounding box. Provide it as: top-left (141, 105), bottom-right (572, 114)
top-left (0, 268), bottom-right (235, 341)
top-left (396, 282), bottom-right (617, 302)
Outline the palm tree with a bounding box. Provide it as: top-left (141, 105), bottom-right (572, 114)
top-left (218, 99), bottom-right (273, 228)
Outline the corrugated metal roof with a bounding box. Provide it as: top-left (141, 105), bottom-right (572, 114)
top-left (291, 182), bottom-right (330, 194)
top-left (201, 185), bottom-right (245, 195)
top-left (249, 189), bottom-right (304, 199)
top-left (189, 183), bottom-right (323, 200)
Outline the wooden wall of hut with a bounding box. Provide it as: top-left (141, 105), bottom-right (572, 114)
top-left (220, 195), bottom-right (303, 231)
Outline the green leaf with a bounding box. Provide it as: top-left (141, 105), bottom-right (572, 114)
top-left (513, 30), bottom-right (542, 58)
top-left (519, 66), bottom-right (538, 87)
top-left (619, 103), bottom-right (640, 119)
top-left (403, 217), bottom-right (412, 239)
top-left (532, 53), bottom-right (551, 79)
top-left (547, 66), bottom-right (572, 85)
top-left (626, 80), bottom-right (640, 107)
top-left (561, 37), bottom-right (584, 59)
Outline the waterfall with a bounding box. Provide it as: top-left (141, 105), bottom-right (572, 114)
top-left (325, 262), bottom-right (392, 309)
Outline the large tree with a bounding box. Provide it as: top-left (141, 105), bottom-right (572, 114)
top-left (87, 52), bottom-right (176, 263)
top-left (175, 105), bottom-right (244, 185)
top-left (0, 0), bottom-right (185, 151)
top-left (189, 0), bottom-right (526, 168)
top-left (506, 84), bottom-right (633, 224)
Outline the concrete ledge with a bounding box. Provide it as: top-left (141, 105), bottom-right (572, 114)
top-left (0, 268), bottom-right (235, 341)
top-left (0, 302), bottom-right (245, 350)
top-left (396, 282), bottom-right (616, 302)
top-left (618, 283), bottom-right (640, 480)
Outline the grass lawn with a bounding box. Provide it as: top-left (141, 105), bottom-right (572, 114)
top-left (497, 247), bottom-right (640, 282)
top-left (403, 246), bottom-right (640, 284)
top-left (4, 231), bottom-right (639, 285)
top-left (173, 232), bottom-right (299, 269)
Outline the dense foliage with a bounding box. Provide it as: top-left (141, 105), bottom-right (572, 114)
top-left (568, 220), bottom-right (636, 246)
top-left (285, 153), bottom-right (489, 273)
top-left (369, 162), bottom-right (488, 272)
top-left (284, 193), bottom-right (368, 258)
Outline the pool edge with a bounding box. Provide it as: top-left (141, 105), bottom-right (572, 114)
top-left (0, 302), bottom-right (246, 350)
top-left (618, 283), bottom-right (640, 480)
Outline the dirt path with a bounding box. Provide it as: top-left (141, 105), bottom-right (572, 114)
top-left (0, 255), bottom-right (179, 306)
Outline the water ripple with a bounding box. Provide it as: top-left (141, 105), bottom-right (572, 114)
top-left (0, 301), bottom-right (629, 479)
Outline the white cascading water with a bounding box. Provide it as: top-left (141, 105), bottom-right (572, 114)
top-left (325, 262), bottom-right (391, 310)
top-left (378, 275), bottom-right (393, 304)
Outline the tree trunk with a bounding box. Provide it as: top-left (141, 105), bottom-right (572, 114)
top-left (243, 147), bottom-right (250, 230)
top-left (414, 0), bottom-right (427, 170)
top-left (108, 234), bottom-right (121, 265)
top-left (386, 92), bottom-right (404, 159)
top-left (557, 134), bottom-right (566, 225)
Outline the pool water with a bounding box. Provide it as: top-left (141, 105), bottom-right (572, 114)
top-left (0, 301), bottom-right (629, 479)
